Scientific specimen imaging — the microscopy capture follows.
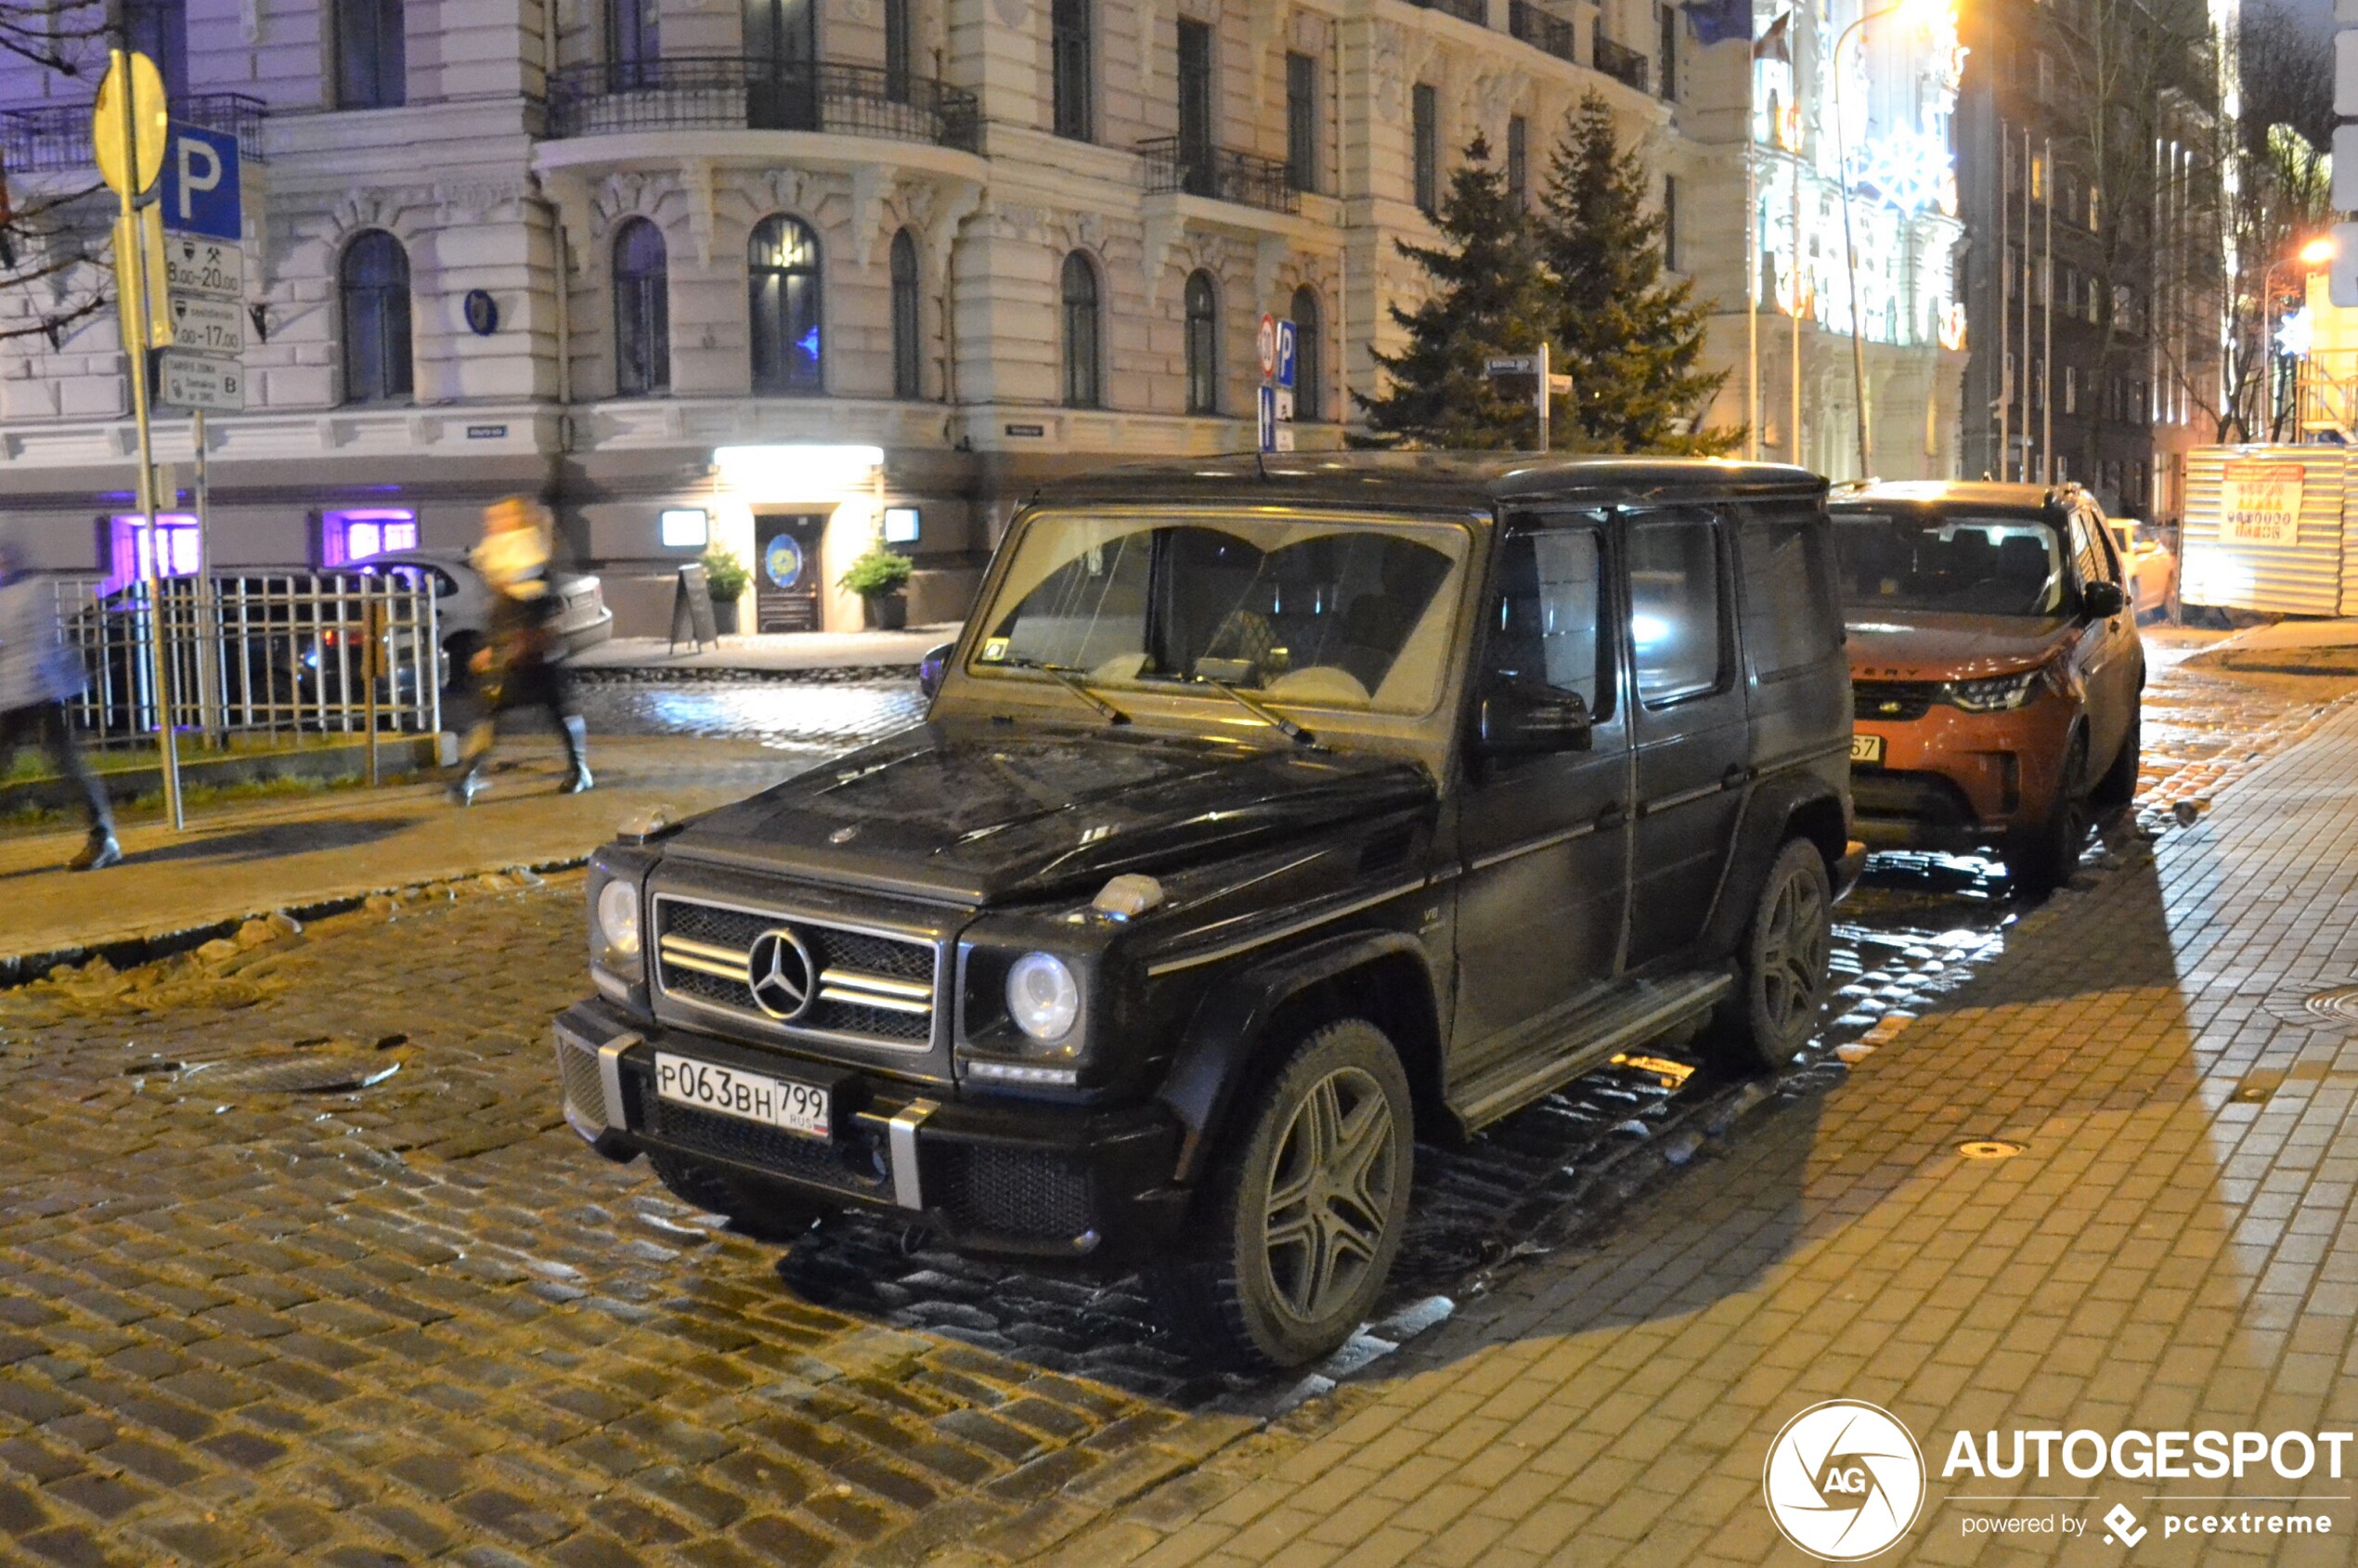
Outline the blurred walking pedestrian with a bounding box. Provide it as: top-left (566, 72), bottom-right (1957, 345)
top-left (448, 497), bottom-right (592, 805)
top-left (0, 521), bottom-right (120, 869)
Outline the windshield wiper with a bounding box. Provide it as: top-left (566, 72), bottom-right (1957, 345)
top-left (1005, 657), bottom-right (1129, 724)
top-left (1196, 676), bottom-right (1316, 747)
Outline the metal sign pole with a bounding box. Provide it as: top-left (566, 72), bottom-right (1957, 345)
top-left (191, 407), bottom-right (223, 746)
top-left (1537, 342), bottom-right (1550, 454)
top-left (106, 49), bottom-right (182, 831)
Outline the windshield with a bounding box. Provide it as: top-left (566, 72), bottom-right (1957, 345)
top-left (1832, 510), bottom-right (2067, 617)
top-left (968, 511), bottom-right (1473, 716)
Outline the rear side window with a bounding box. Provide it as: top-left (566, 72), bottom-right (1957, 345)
top-left (1626, 512), bottom-right (1728, 707)
top-left (1738, 516), bottom-right (1840, 680)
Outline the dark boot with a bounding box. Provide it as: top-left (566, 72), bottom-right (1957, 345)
top-left (69, 828), bottom-right (121, 872)
top-left (559, 717), bottom-right (592, 795)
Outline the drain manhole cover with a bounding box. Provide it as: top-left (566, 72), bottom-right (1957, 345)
top-left (179, 1053), bottom-right (401, 1095)
top-left (1957, 1140), bottom-right (2025, 1160)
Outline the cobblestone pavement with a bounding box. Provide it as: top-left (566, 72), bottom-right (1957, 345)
top-left (0, 646), bottom-right (2352, 1568)
top-left (1002, 698), bottom-right (2358, 1565)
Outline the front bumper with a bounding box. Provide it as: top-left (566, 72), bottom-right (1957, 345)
top-left (553, 1001), bottom-right (1187, 1260)
top-left (1852, 695), bottom-right (2077, 849)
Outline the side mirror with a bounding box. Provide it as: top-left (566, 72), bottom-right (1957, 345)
top-left (1477, 685), bottom-right (1593, 755)
top-left (2080, 581), bottom-right (2126, 620)
top-left (917, 642), bottom-right (953, 700)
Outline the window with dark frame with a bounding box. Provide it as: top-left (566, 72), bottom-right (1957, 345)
top-left (1184, 270), bottom-right (1219, 415)
top-left (1626, 513), bottom-right (1729, 706)
top-left (1507, 115), bottom-right (1529, 208)
top-left (1412, 84), bottom-right (1438, 214)
top-left (613, 218), bottom-right (670, 396)
top-left (1052, 0), bottom-right (1093, 140)
top-left (1487, 525), bottom-right (1611, 718)
top-left (334, 0), bottom-right (406, 109)
top-left (749, 214), bottom-right (824, 395)
top-left (1061, 252), bottom-right (1102, 408)
top-left (890, 228), bottom-right (923, 400)
top-left (1657, 4), bottom-right (1678, 97)
top-left (1663, 175), bottom-right (1679, 271)
top-left (1290, 285), bottom-right (1323, 422)
top-left (1177, 19), bottom-right (1214, 192)
top-left (884, 0), bottom-right (913, 100)
top-left (340, 230), bottom-right (413, 405)
top-left (606, 0), bottom-right (658, 89)
top-left (1286, 51), bottom-right (1318, 193)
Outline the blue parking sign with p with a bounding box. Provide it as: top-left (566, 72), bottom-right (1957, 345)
top-left (161, 123), bottom-right (241, 241)
top-left (1274, 319), bottom-right (1298, 391)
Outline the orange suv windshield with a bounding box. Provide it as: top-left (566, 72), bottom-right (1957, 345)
top-left (1833, 510), bottom-right (2067, 618)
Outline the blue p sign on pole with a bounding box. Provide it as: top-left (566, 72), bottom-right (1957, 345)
top-left (1274, 320), bottom-right (1298, 391)
top-left (161, 123), bottom-right (241, 241)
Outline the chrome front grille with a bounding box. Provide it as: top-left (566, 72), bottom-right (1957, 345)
top-left (652, 894), bottom-right (939, 1048)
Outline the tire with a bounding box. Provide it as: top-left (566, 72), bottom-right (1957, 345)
top-left (646, 1150), bottom-right (828, 1242)
top-left (1152, 1019), bottom-right (1415, 1371)
top-left (2093, 706), bottom-right (2141, 810)
top-left (1711, 837), bottom-right (1834, 1072)
top-left (2006, 731), bottom-right (2091, 896)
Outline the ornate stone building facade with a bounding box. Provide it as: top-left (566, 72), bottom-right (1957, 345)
top-left (1, 0), bottom-right (1718, 632)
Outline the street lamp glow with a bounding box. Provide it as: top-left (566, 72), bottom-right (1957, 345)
top-left (2298, 237), bottom-right (2335, 266)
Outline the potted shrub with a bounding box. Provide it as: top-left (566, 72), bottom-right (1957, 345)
top-left (839, 542), bottom-right (914, 630)
top-left (701, 546), bottom-right (749, 635)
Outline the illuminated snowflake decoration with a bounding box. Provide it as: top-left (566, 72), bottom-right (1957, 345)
top-left (1846, 125), bottom-right (1957, 215)
top-left (2276, 305), bottom-right (2314, 360)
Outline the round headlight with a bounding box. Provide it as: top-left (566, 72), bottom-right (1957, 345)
top-left (1005, 952), bottom-right (1080, 1043)
top-left (595, 880), bottom-right (641, 960)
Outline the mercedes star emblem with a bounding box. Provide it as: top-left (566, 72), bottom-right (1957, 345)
top-left (745, 927), bottom-right (817, 1019)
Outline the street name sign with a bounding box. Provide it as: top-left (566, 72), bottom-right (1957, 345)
top-left (153, 348), bottom-right (245, 412)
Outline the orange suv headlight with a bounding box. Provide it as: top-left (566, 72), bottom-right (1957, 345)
top-left (1945, 669), bottom-right (2045, 712)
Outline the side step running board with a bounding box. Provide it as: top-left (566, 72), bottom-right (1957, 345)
top-left (1445, 971), bottom-right (1732, 1133)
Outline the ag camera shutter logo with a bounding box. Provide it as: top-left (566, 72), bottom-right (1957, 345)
top-left (1764, 1401), bottom-right (1926, 1560)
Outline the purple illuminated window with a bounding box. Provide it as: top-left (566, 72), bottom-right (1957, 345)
top-left (105, 513), bottom-right (201, 594)
top-left (321, 508), bottom-right (420, 566)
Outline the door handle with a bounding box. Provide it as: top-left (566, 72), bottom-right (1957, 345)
top-left (1722, 764), bottom-right (1749, 789)
top-left (1596, 803), bottom-right (1626, 831)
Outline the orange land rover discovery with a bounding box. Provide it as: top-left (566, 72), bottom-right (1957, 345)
top-left (1828, 482), bottom-right (2144, 893)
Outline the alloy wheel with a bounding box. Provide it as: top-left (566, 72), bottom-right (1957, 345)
top-left (1758, 866), bottom-right (1830, 1037)
top-left (1261, 1066), bottom-right (1399, 1327)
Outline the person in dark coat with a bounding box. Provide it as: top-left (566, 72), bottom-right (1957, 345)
top-left (0, 522), bottom-right (120, 869)
top-left (449, 497), bottom-right (591, 805)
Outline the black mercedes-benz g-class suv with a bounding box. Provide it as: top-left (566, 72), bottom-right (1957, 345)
top-left (557, 454), bottom-right (1859, 1368)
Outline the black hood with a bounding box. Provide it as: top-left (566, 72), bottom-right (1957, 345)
top-left (662, 720), bottom-right (1434, 906)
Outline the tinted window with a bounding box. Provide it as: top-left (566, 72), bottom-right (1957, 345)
top-left (1487, 525), bottom-right (1610, 719)
top-left (1627, 514), bottom-right (1726, 706)
top-left (1738, 518), bottom-right (1839, 679)
top-left (2067, 512), bottom-right (2113, 587)
top-left (1832, 509), bottom-right (2067, 617)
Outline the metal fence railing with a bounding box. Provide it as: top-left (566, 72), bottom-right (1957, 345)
top-left (1509, 0), bottom-right (1578, 61)
top-left (1, 93), bottom-right (267, 175)
top-left (51, 573), bottom-right (440, 746)
top-left (1138, 136), bottom-right (1301, 214)
top-left (542, 58), bottom-right (981, 150)
top-left (1412, 0), bottom-right (1492, 25)
top-left (1592, 31), bottom-right (1651, 92)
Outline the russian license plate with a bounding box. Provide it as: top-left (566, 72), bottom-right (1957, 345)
top-left (654, 1052), bottom-right (831, 1140)
top-left (1850, 733), bottom-right (1885, 765)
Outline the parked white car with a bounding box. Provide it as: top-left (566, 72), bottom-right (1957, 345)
top-left (368, 549), bottom-right (615, 685)
top-left (2108, 520), bottom-right (2178, 621)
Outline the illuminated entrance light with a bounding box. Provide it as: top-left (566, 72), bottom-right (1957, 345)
top-left (713, 444), bottom-right (885, 500)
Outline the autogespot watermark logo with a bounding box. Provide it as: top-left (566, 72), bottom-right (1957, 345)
top-left (1764, 1401), bottom-right (1927, 1561)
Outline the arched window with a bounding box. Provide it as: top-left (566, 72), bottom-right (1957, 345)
top-left (890, 228), bottom-right (922, 400)
top-left (1061, 251), bottom-right (1102, 409)
top-left (748, 214), bottom-right (823, 395)
top-left (340, 230), bottom-right (412, 405)
top-left (1290, 285), bottom-right (1323, 423)
top-left (613, 218), bottom-right (669, 396)
top-left (1184, 269), bottom-right (1219, 415)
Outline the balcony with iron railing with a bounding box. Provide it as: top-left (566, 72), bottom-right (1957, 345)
top-left (1591, 29), bottom-right (1651, 92)
top-left (1509, 0), bottom-right (1579, 61)
top-left (1410, 0), bottom-right (1492, 23)
top-left (1139, 137), bottom-right (1300, 215)
top-left (543, 57), bottom-right (978, 152)
top-left (0, 93), bottom-right (266, 174)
